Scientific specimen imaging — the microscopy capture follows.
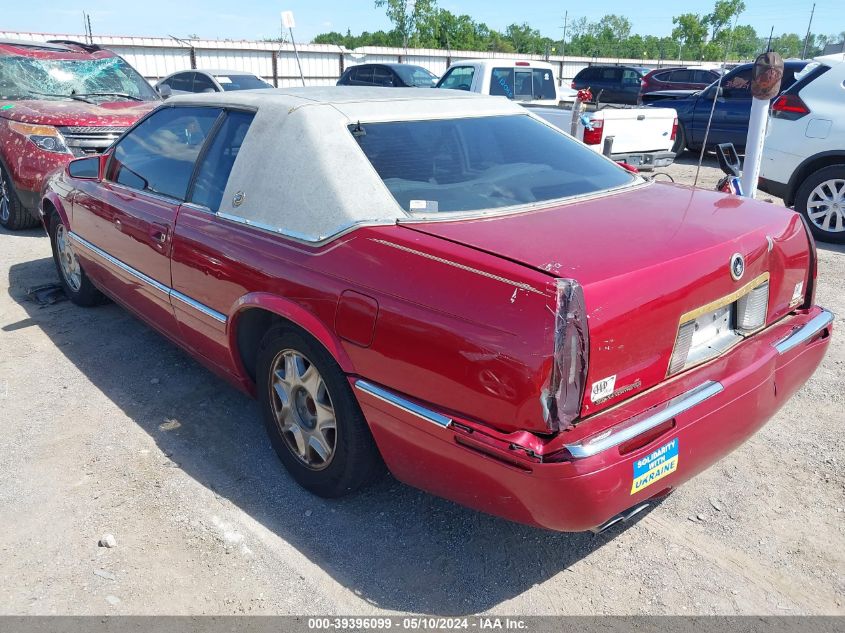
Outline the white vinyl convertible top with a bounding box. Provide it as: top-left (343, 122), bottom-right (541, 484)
top-left (168, 87), bottom-right (528, 242)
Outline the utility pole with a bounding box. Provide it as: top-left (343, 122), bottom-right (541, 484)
top-left (282, 11), bottom-right (306, 87)
top-left (557, 10), bottom-right (568, 85)
top-left (802, 3), bottom-right (815, 59)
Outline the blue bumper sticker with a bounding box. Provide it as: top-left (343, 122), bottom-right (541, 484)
top-left (631, 438), bottom-right (679, 494)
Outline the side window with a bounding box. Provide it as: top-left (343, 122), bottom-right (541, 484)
top-left (696, 70), bottom-right (716, 83)
top-left (355, 66), bottom-right (374, 84)
top-left (490, 68), bottom-right (514, 98)
top-left (373, 66), bottom-right (394, 86)
top-left (438, 66), bottom-right (474, 90)
top-left (622, 69), bottom-right (641, 86)
top-left (600, 68), bottom-right (617, 80)
top-left (190, 110), bottom-right (255, 211)
top-left (193, 73), bottom-right (217, 93)
top-left (723, 69), bottom-right (752, 97)
top-left (107, 106), bottom-right (221, 200)
top-left (168, 73), bottom-right (193, 92)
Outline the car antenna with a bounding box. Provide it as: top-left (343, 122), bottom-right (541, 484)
top-left (351, 121), bottom-right (366, 137)
top-left (693, 13), bottom-right (740, 188)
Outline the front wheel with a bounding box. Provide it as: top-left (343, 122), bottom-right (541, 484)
top-left (49, 213), bottom-right (105, 306)
top-left (794, 165), bottom-right (845, 244)
top-left (0, 164), bottom-right (39, 230)
top-left (257, 326), bottom-right (385, 497)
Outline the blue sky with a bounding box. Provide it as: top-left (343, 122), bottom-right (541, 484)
top-left (4, 1), bottom-right (842, 43)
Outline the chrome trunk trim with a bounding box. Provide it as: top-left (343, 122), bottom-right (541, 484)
top-left (564, 380), bottom-right (724, 459)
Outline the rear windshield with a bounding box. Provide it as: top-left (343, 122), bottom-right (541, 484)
top-left (393, 65), bottom-right (437, 87)
top-left (490, 67), bottom-right (557, 101)
top-left (350, 114), bottom-right (635, 215)
top-left (215, 74), bottom-right (271, 91)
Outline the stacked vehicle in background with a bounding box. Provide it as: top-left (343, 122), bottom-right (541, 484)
top-left (337, 63), bottom-right (438, 88)
top-left (0, 38), bottom-right (158, 229)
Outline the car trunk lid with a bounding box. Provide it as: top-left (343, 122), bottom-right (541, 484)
top-left (402, 182), bottom-right (811, 419)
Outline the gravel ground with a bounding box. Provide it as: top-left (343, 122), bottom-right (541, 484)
top-left (0, 155), bottom-right (843, 616)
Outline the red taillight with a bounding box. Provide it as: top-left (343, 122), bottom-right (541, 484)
top-left (670, 117), bottom-right (678, 141)
top-left (570, 81), bottom-right (576, 89)
top-left (772, 93), bottom-right (810, 118)
top-left (582, 118), bottom-right (604, 145)
top-left (515, 61), bottom-right (530, 66)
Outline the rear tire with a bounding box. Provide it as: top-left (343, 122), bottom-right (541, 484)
top-left (48, 212), bottom-right (105, 306)
top-left (794, 165), bottom-right (845, 244)
top-left (0, 164), bottom-right (39, 230)
top-left (257, 325), bottom-right (385, 498)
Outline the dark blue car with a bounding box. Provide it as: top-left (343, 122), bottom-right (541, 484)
top-left (648, 60), bottom-right (808, 154)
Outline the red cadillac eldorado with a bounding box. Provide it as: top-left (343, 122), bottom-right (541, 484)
top-left (39, 87), bottom-right (833, 532)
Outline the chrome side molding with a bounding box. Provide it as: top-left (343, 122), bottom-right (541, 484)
top-left (565, 381), bottom-right (724, 459)
top-left (69, 231), bottom-right (227, 324)
top-left (355, 380), bottom-right (452, 428)
top-left (774, 309), bottom-right (834, 355)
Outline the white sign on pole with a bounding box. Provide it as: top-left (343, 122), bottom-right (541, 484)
top-left (281, 11), bottom-right (296, 29)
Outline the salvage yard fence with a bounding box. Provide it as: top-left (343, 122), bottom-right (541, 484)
top-left (3, 31), bottom-right (715, 87)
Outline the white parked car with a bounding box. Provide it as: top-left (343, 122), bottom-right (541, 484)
top-left (436, 59), bottom-right (564, 106)
top-left (155, 69), bottom-right (272, 98)
top-left (759, 54), bottom-right (845, 243)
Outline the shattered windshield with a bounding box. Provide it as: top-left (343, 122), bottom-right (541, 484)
top-left (0, 54), bottom-right (159, 102)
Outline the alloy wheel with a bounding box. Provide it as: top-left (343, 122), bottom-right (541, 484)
top-left (268, 349), bottom-right (337, 470)
top-left (55, 224), bottom-right (82, 292)
top-left (807, 178), bottom-right (845, 234)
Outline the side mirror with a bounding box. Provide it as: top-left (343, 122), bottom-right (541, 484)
top-left (157, 84), bottom-right (172, 99)
top-left (67, 156), bottom-right (102, 180)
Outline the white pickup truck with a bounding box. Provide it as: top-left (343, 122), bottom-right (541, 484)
top-left (532, 105), bottom-right (678, 170)
top-left (435, 59), bottom-right (678, 170)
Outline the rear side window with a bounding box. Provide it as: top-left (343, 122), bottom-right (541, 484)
top-left (108, 106), bottom-right (221, 200)
top-left (373, 66), bottom-right (395, 86)
top-left (190, 110), bottom-right (255, 210)
top-left (350, 114), bottom-right (635, 214)
top-left (599, 68), bottom-right (619, 80)
top-left (669, 69), bottom-right (693, 82)
top-left (354, 66), bottom-right (374, 84)
top-left (193, 73), bottom-right (217, 93)
top-left (438, 66), bottom-right (474, 91)
top-left (168, 73), bottom-right (193, 92)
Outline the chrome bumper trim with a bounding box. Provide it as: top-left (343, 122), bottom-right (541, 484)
top-left (355, 380), bottom-right (452, 428)
top-left (774, 309), bottom-right (834, 355)
top-left (565, 381), bottom-right (724, 459)
top-left (68, 231), bottom-right (227, 324)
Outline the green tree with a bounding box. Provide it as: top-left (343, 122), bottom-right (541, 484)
top-left (374, 0), bottom-right (437, 48)
top-left (706, 0), bottom-right (746, 41)
top-left (672, 13), bottom-right (708, 59)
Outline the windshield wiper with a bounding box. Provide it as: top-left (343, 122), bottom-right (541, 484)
top-left (72, 92), bottom-right (144, 102)
top-left (24, 90), bottom-right (96, 104)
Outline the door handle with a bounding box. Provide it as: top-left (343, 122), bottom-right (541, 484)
top-left (149, 223), bottom-right (171, 250)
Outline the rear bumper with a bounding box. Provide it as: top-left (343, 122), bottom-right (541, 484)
top-left (354, 306), bottom-right (833, 532)
top-left (611, 150), bottom-right (675, 171)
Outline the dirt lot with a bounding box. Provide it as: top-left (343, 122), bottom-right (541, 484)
top-left (1, 155), bottom-right (843, 616)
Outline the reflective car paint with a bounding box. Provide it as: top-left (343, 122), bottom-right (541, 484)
top-left (42, 132), bottom-right (831, 531)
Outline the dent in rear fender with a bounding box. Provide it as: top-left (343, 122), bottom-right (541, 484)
top-left (228, 292), bottom-right (356, 374)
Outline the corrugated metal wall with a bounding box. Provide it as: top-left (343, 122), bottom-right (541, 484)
top-left (1, 31), bottom-right (710, 86)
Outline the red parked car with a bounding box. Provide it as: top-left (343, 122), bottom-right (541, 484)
top-left (40, 88), bottom-right (832, 533)
top-left (0, 38), bottom-right (158, 230)
top-left (640, 66), bottom-right (721, 101)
